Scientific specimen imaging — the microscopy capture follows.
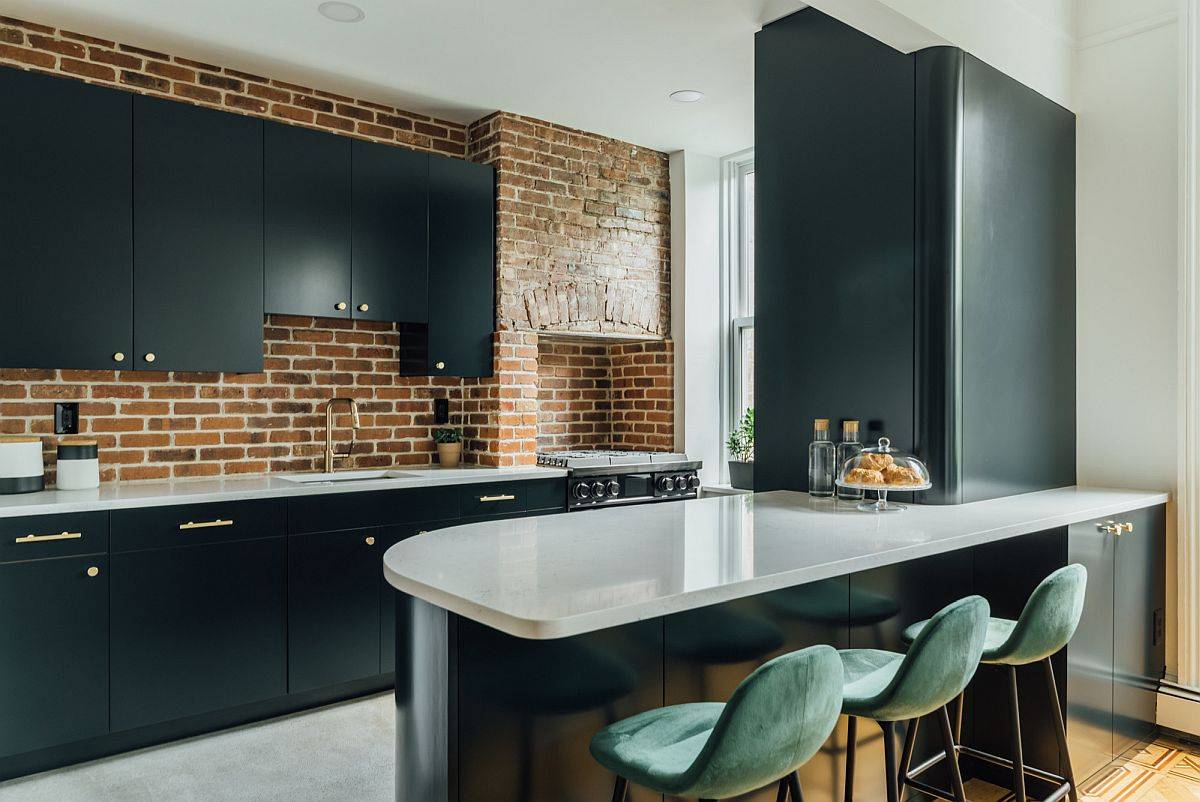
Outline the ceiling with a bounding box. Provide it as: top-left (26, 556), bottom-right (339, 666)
top-left (1, 0), bottom-right (808, 156)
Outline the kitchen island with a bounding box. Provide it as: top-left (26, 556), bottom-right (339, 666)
top-left (384, 487), bottom-right (1168, 802)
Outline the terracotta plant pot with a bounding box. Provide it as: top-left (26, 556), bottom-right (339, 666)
top-left (728, 460), bottom-right (754, 490)
top-left (437, 442), bottom-right (462, 468)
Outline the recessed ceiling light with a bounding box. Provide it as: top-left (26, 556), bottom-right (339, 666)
top-left (669, 90), bottom-right (705, 103)
top-left (318, 1), bottom-right (365, 23)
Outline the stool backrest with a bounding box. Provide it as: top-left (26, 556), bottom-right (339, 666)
top-left (683, 644), bottom-right (843, 798)
top-left (870, 595), bottom-right (990, 721)
top-left (1002, 563), bottom-right (1088, 664)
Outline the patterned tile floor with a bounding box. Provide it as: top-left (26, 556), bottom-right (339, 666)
top-left (959, 738), bottom-right (1200, 802)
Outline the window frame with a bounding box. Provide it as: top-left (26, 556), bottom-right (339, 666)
top-left (719, 149), bottom-right (755, 482)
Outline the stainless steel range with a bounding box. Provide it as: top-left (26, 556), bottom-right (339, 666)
top-left (536, 450), bottom-right (702, 511)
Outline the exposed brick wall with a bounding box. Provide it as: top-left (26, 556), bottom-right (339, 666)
top-left (0, 317), bottom-right (474, 485)
top-left (536, 338), bottom-right (674, 453)
top-left (468, 112), bottom-right (671, 337)
top-left (462, 332), bottom-right (539, 468)
top-left (0, 16), bottom-right (466, 156)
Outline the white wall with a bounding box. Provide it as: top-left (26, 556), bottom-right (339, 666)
top-left (670, 151), bottom-right (723, 487)
top-left (807, 0), bottom-right (1075, 110)
top-left (1074, 0), bottom-right (1180, 676)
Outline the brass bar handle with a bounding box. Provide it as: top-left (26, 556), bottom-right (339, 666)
top-left (1119, 521), bottom-right (1135, 533)
top-left (1099, 520), bottom-right (1128, 536)
top-left (478, 494), bottom-right (516, 503)
top-left (179, 519), bottom-right (234, 531)
top-left (15, 530), bottom-right (83, 544)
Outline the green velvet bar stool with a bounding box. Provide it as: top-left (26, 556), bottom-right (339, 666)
top-left (841, 595), bottom-right (990, 802)
top-left (901, 564), bottom-right (1087, 802)
top-left (590, 644), bottom-right (843, 801)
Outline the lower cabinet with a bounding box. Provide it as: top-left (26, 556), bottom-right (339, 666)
top-left (288, 528), bottom-right (383, 692)
top-left (110, 537), bottom-right (287, 730)
top-left (0, 555), bottom-right (108, 757)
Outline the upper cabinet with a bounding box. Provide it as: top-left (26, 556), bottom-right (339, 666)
top-left (0, 69), bottom-right (133, 371)
top-left (425, 155), bottom-right (495, 378)
top-left (265, 123), bottom-right (352, 320)
top-left (134, 96), bottom-right (265, 373)
top-left (351, 139), bottom-right (429, 323)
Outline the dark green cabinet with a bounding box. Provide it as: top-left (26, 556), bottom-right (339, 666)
top-left (133, 96), bottom-right (265, 373)
top-left (351, 139), bottom-right (429, 324)
top-left (0, 555), bottom-right (109, 757)
top-left (288, 528), bottom-right (382, 692)
top-left (0, 69), bottom-right (133, 371)
top-left (265, 122), bottom-right (352, 319)
top-left (1067, 505), bottom-right (1165, 780)
top-left (110, 536), bottom-right (286, 730)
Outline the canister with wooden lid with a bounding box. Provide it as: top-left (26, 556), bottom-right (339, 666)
top-left (56, 439), bottom-right (100, 490)
top-left (0, 436), bottom-right (45, 494)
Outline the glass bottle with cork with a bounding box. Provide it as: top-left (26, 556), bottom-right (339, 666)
top-left (808, 419), bottom-right (835, 497)
top-left (836, 420), bottom-right (864, 501)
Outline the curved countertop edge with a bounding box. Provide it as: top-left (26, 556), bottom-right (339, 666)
top-left (382, 486), bottom-right (1171, 641)
top-left (0, 466), bottom-right (568, 519)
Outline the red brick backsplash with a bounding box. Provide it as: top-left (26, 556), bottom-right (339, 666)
top-left (0, 16), bottom-right (466, 156)
top-left (468, 113), bottom-right (671, 338)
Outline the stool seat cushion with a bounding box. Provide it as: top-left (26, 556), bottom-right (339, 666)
top-left (901, 565), bottom-right (1086, 666)
top-left (591, 645), bottom-right (843, 798)
top-left (840, 648), bottom-right (905, 714)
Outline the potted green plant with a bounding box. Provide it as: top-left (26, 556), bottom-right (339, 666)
top-left (726, 408), bottom-right (754, 490)
top-left (433, 427), bottom-right (462, 468)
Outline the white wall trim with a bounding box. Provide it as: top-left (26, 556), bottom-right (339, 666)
top-left (1077, 11), bottom-right (1180, 51)
top-left (1160, 683), bottom-right (1200, 735)
top-left (1177, 0), bottom-right (1200, 692)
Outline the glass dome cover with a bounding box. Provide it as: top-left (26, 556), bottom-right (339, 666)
top-left (835, 437), bottom-right (931, 512)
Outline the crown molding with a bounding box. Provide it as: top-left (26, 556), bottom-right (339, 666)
top-left (1076, 11), bottom-right (1180, 51)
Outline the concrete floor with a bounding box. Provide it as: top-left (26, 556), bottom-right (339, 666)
top-left (0, 693), bottom-right (393, 802)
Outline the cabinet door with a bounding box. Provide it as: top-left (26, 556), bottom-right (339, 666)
top-left (1113, 505), bottom-right (1166, 755)
top-left (1066, 518), bottom-right (1116, 779)
top-left (133, 96), bottom-right (264, 373)
top-left (380, 522), bottom-right (450, 673)
top-left (110, 538), bottom-right (286, 730)
top-left (0, 69), bottom-right (132, 370)
top-left (351, 139), bottom-right (428, 323)
top-left (288, 528), bottom-right (382, 692)
top-left (427, 155), bottom-right (495, 377)
top-left (265, 122), bottom-right (352, 319)
top-left (0, 555), bottom-right (108, 757)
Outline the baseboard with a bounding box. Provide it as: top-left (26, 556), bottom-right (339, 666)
top-left (1158, 682), bottom-right (1200, 737)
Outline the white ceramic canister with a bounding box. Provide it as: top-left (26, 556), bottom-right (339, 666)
top-left (56, 439), bottom-right (100, 490)
top-left (0, 436), bottom-right (45, 494)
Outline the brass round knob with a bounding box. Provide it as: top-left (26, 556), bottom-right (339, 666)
top-left (358, 303), bottom-right (369, 312)
top-left (86, 566), bottom-right (99, 578)
top-left (365, 536), bottom-right (376, 546)
top-left (144, 353), bottom-right (156, 363)
top-left (113, 352), bottom-right (125, 362)
top-left (335, 301), bottom-right (347, 311)
top-left (435, 361), bottom-right (445, 370)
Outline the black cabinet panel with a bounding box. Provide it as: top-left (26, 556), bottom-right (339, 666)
top-left (110, 498), bottom-right (284, 552)
top-left (110, 537), bottom-right (286, 730)
top-left (133, 96), bottom-right (264, 373)
top-left (0, 555), bottom-right (108, 756)
top-left (1067, 517), bottom-right (1117, 779)
top-left (287, 486), bottom-right (458, 534)
top-left (351, 139), bottom-right (428, 323)
top-left (0, 69), bottom-right (132, 370)
top-left (1113, 505), bottom-right (1166, 755)
top-left (0, 511), bottom-right (108, 564)
top-left (289, 528), bottom-right (382, 692)
top-left (426, 155), bottom-right (495, 378)
top-left (265, 122), bottom-right (352, 319)
top-left (381, 523), bottom-right (446, 674)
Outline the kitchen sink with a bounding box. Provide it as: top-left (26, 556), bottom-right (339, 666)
top-left (278, 470), bottom-right (425, 484)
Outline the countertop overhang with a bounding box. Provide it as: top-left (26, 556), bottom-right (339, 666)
top-left (383, 486), bottom-right (1169, 640)
top-left (0, 466), bottom-right (568, 518)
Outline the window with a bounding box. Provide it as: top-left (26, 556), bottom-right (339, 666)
top-left (721, 151), bottom-right (755, 471)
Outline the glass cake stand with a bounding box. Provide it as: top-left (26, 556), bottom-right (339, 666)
top-left (834, 437), bottom-right (932, 512)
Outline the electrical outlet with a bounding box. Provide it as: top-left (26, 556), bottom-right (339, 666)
top-left (434, 398), bottom-right (449, 425)
top-left (54, 402), bottom-right (79, 435)
top-left (1154, 608), bottom-right (1165, 646)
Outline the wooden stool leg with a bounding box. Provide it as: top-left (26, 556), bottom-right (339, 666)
top-left (898, 716), bottom-right (919, 788)
top-left (611, 776), bottom-right (629, 802)
top-left (844, 716), bottom-right (857, 802)
top-left (788, 770), bottom-right (805, 802)
top-left (777, 776), bottom-right (791, 802)
top-left (881, 720), bottom-right (899, 802)
top-left (938, 705), bottom-right (968, 802)
top-left (954, 691), bottom-right (965, 742)
top-left (1044, 657), bottom-right (1079, 802)
top-left (1008, 666), bottom-right (1028, 802)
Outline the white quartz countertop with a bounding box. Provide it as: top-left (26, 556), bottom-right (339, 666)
top-left (0, 466), bottom-right (567, 518)
top-left (383, 486), bottom-right (1169, 640)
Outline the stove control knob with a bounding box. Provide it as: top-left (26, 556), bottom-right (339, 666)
top-left (606, 480), bottom-right (621, 497)
top-left (674, 475), bottom-right (689, 491)
top-left (687, 475), bottom-right (701, 490)
top-left (657, 475), bottom-right (674, 492)
top-left (573, 482), bottom-right (591, 500)
top-left (592, 481), bottom-right (608, 498)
